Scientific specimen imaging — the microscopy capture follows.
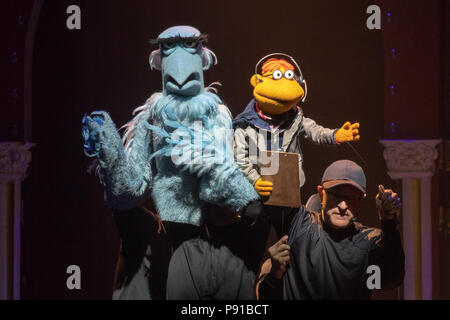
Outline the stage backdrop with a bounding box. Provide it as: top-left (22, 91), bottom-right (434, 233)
top-left (22, 0), bottom-right (394, 299)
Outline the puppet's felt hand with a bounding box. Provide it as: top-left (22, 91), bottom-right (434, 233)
top-left (254, 178), bottom-right (273, 197)
top-left (335, 122), bottom-right (360, 143)
top-left (375, 185), bottom-right (402, 221)
top-left (268, 235), bottom-right (290, 279)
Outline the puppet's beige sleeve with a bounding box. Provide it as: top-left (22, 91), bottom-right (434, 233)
top-left (301, 117), bottom-right (338, 145)
top-left (233, 127), bottom-right (261, 186)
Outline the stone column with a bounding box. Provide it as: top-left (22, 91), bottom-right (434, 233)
top-left (0, 142), bottom-right (34, 300)
top-left (380, 139), bottom-right (441, 300)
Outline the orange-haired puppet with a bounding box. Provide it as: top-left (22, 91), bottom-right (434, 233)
top-left (233, 55), bottom-right (360, 234)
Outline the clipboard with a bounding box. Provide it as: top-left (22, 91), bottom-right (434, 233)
top-left (260, 150), bottom-right (301, 208)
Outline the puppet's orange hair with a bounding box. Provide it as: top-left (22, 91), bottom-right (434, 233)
top-left (261, 58), bottom-right (295, 76)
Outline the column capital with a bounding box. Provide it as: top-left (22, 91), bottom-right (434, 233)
top-left (379, 139), bottom-right (442, 180)
top-left (0, 142), bottom-right (35, 182)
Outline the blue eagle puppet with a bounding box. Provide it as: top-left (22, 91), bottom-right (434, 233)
top-left (82, 26), bottom-right (261, 228)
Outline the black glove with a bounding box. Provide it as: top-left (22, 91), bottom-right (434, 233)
top-left (242, 199), bottom-right (266, 226)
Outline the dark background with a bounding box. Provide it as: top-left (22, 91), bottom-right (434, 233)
top-left (1, 0), bottom-right (448, 299)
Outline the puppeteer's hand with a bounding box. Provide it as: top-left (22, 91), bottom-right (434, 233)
top-left (335, 121), bottom-right (360, 143)
top-left (375, 185), bottom-right (402, 221)
top-left (254, 178), bottom-right (273, 197)
top-left (268, 235), bottom-right (290, 279)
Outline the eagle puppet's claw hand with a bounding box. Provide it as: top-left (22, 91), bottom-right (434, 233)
top-left (82, 111), bottom-right (119, 159)
top-left (335, 121), bottom-right (360, 143)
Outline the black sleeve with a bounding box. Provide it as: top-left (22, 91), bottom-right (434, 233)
top-left (368, 220), bottom-right (405, 290)
top-left (288, 205), bottom-right (311, 243)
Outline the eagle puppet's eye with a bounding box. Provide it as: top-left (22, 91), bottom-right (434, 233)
top-left (183, 40), bottom-right (198, 48)
top-left (161, 42), bottom-right (176, 50)
top-left (284, 70), bottom-right (295, 80)
top-left (272, 70), bottom-right (283, 80)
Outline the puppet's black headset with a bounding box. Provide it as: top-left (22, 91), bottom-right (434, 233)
top-left (254, 52), bottom-right (308, 103)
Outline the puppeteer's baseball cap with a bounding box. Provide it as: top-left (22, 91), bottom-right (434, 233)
top-left (321, 160), bottom-right (366, 194)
